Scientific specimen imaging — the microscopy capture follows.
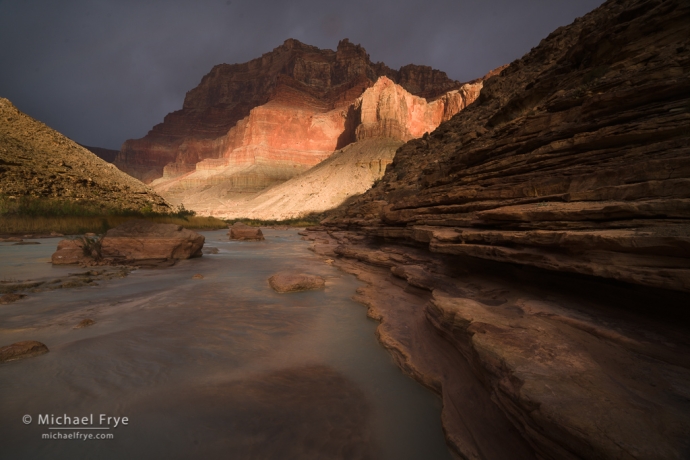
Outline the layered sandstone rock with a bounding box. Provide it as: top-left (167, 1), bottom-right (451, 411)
top-left (268, 273), bottom-right (325, 293)
top-left (116, 38), bottom-right (465, 184)
top-left (101, 220), bottom-right (204, 261)
top-left (0, 98), bottom-right (170, 213)
top-left (228, 222), bottom-right (264, 241)
top-left (315, 0), bottom-right (690, 458)
top-left (154, 72), bottom-right (493, 219)
top-left (328, 0), bottom-right (690, 294)
top-left (0, 341), bottom-right (49, 363)
top-left (52, 220), bottom-right (205, 265)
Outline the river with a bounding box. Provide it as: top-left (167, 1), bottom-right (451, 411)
top-left (0, 229), bottom-right (452, 459)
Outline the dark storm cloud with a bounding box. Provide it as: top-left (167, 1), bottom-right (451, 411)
top-left (0, 0), bottom-right (604, 149)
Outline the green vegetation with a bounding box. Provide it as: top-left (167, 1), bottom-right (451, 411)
top-left (226, 213), bottom-right (324, 228)
top-left (0, 196), bottom-right (227, 235)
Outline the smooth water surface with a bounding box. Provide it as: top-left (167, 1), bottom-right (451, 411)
top-left (0, 230), bottom-right (451, 459)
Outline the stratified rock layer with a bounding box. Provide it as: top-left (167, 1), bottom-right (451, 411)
top-left (0, 341), bottom-right (49, 363)
top-left (268, 273), bottom-right (326, 293)
top-left (52, 220), bottom-right (205, 265)
top-left (228, 222), bottom-right (264, 241)
top-left (116, 38), bottom-right (466, 184)
top-left (101, 220), bottom-right (204, 261)
top-left (152, 72), bottom-right (492, 219)
top-left (328, 0), bottom-right (690, 293)
top-left (316, 0), bottom-right (690, 459)
top-left (0, 99), bottom-right (170, 213)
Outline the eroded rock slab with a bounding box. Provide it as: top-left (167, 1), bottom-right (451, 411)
top-left (0, 293), bottom-right (25, 304)
top-left (306, 228), bottom-right (690, 459)
top-left (325, 0), bottom-right (690, 294)
top-left (0, 341), bottom-right (49, 363)
top-left (52, 220), bottom-right (205, 266)
top-left (268, 272), bottom-right (325, 293)
top-left (229, 223), bottom-right (264, 241)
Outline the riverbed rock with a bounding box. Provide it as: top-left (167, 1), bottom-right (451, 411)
top-left (229, 223), bottom-right (264, 241)
top-left (0, 341), bottom-right (49, 363)
top-left (0, 293), bottom-right (25, 304)
top-left (51, 239), bottom-right (88, 265)
top-left (74, 318), bottom-right (95, 329)
top-left (192, 274), bottom-right (204, 280)
top-left (268, 272), bottom-right (325, 293)
top-left (316, 1), bottom-right (690, 458)
top-left (100, 220), bottom-right (204, 261)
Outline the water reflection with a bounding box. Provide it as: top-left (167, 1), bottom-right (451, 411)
top-left (0, 229), bottom-right (451, 459)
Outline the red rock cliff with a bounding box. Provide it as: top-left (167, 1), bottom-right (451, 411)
top-left (115, 39), bottom-right (465, 183)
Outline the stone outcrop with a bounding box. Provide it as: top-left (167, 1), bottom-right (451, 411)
top-left (168, 138), bottom-right (404, 220)
top-left (51, 239), bottom-right (88, 265)
top-left (268, 272), bottom-right (325, 293)
top-left (152, 68), bottom-right (496, 218)
top-left (117, 39), bottom-right (498, 221)
top-left (0, 341), bottom-right (49, 363)
top-left (228, 222), bottom-right (264, 241)
top-left (74, 318), bottom-right (95, 329)
top-left (312, 0), bottom-right (690, 458)
top-left (116, 38), bottom-right (466, 184)
top-left (327, 0), bottom-right (690, 294)
top-left (0, 98), bottom-right (170, 213)
top-left (52, 220), bottom-right (205, 265)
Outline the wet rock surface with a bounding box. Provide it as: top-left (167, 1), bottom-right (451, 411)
top-left (0, 268), bottom-right (131, 302)
top-left (229, 223), bottom-right (264, 241)
top-left (0, 293), bottom-right (25, 305)
top-left (74, 319), bottom-right (95, 329)
top-left (0, 341), bottom-right (49, 363)
top-left (306, 229), bottom-right (690, 459)
top-left (268, 272), bottom-right (326, 293)
top-left (315, 1), bottom-right (690, 458)
top-left (52, 220), bottom-right (205, 266)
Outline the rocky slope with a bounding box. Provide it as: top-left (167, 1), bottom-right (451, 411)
top-left (309, 0), bottom-right (690, 458)
top-left (79, 144), bottom-right (119, 163)
top-left (0, 98), bottom-right (170, 213)
top-left (115, 38), bottom-right (466, 184)
top-left (155, 73), bottom-right (492, 219)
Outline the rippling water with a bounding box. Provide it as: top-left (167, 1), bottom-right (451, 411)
top-left (0, 229), bottom-right (451, 459)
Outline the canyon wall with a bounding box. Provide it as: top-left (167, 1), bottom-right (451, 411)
top-left (114, 39), bottom-right (466, 184)
top-left (311, 0), bottom-right (690, 458)
top-left (155, 74), bottom-right (490, 218)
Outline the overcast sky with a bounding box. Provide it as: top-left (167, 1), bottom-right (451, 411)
top-left (0, 0), bottom-right (604, 150)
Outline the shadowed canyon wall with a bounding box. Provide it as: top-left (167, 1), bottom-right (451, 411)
top-left (311, 0), bottom-right (690, 458)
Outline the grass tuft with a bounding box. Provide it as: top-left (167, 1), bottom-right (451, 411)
top-left (0, 196), bottom-right (227, 235)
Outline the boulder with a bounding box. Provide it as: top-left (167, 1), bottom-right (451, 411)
top-left (229, 223), bottom-right (264, 241)
top-left (0, 341), bottom-right (49, 363)
top-left (52, 239), bottom-right (88, 265)
top-left (51, 220), bottom-right (204, 265)
top-left (101, 220), bottom-right (204, 261)
top-left (74, 319), bottom-right (95, 329)
top-left (268, 272), bottom-right (325, 293)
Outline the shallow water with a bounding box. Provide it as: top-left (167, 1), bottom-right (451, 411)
top-left (0, 229), bottom-right (452, 459)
